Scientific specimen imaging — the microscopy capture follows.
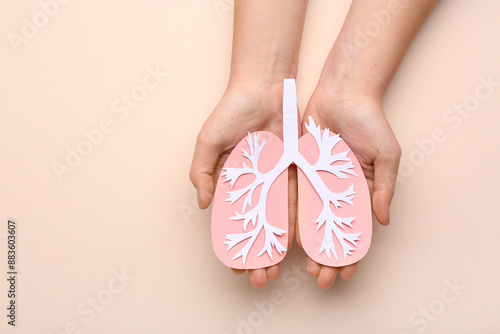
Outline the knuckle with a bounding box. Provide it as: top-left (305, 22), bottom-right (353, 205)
top-left (188, 169), bottom-right (198, 187)
top-left (382, 139), bottom-right (402, 162)
top-left (195, 132), bottom-right (210, 146)
top-left (393, 142), bottom-right (402, 159)
top-left (196, 127), bottom-right (221, 148)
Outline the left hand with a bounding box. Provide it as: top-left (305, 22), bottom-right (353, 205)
top-left (298, 84), bottom-right (402, 289)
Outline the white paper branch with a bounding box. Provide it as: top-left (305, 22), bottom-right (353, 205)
top-left (221, 133), bottom-right (287, 265)
top-left (297, 116), bottom-right (361, 261)
top-left (218, 80), bottom-right (363, 266)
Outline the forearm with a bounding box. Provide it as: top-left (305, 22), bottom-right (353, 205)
top-left (318, 0), bottom-right (438, 97)
top-left (229, 0), bottom-right (309, 86)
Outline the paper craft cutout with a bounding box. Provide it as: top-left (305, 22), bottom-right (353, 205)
top-left (212, 79), bottom-right (371, 269)
top-left (297, 122), bottom-right (372, 267)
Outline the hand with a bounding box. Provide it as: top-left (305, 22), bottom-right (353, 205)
top-left (189, 80), bottom-right (298, 288)
top-left (299, 85), bottom-right (401, 289)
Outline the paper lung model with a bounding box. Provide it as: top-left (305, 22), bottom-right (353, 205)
top-left (211, 79), bottom-right (371, 269)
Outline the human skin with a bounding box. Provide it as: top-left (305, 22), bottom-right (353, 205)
top-left (190, 0), bottom-right (438, 289)
top-left (301, 0), bottom-right (438, 289)
top-left (189, 0), bottom-right (309, 288)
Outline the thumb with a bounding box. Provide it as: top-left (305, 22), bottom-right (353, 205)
top-left (372, 150), bottom-right (401, 225)
top-left (189, 133), bottom-right (222, 209)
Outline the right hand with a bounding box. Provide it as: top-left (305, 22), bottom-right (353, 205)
top-left (189, 79), bottom-right (298, 288)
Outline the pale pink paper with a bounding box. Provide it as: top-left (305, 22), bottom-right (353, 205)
top-left (211, 79), bottom-right (371, 270)
top-left (298, 132), bottom-right (372, 267)
top-left (211, 131), bottom-right (288, 269)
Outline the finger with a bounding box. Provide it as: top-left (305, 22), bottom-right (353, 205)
top-left (296, 109), bottom-right (303, 137)
top-left (288, 164), bottom-right (298, 249)
top-left (300, 111), bottom-right (312, 135)
top-left (295, 220), bottom-right (302, 248)
top-left (266, 264), bottom-right (280, 281)
top-left (248, 269), bottom-right (268, 289)
top-left (317, 266), bottom-right (339, 289)
top-left (231, 268), bottom-right (246, 276)
top-left (372, 149), bottom-right (401, 225)
top-left (189, 132), bottom-right (223, 209)
top-left (294, 110), bottom-right (303, 249)
top-left (214, 151), bottom-right (231, 185)
top-left (306, 257), bottom-right (321, 277)
top-left (339, 262), bottom-right (359, 280)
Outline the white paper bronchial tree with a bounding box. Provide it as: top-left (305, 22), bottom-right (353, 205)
top-left (212, 79), bottom-right (371, 270)
top-left (221, 133), bottom-right (287, 265)
top-left (303, 117), bottom-right (361, 262)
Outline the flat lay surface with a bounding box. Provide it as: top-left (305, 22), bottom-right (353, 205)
top-left (1, 0), bottom-right (499, 333)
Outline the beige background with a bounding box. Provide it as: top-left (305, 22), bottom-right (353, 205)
top-left (1, 0), bottom-right (499, 333)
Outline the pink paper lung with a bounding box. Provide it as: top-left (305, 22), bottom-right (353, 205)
top-left (298, 128), bottom-right (372, 267)
top-left (211, 131), bottom-right (288, 269)
top-left (211, 79), bottom-right (372, 270)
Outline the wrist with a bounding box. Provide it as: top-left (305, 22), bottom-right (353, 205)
top-left (226, 61), bottom-right (295, 108)
top-left (221, 72), bottom-right (287, 118)
top-left (317, 44), bottom-right (387, 100)
top-left (228, 59), bottom-right (298, 88)
top-left (315, 72), bottom-right (382, 109)
top-left (313, 68), bottom-right (382, 115)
